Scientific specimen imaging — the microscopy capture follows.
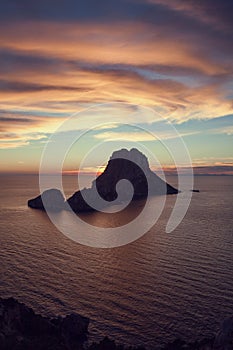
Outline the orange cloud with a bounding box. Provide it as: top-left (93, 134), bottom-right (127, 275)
top-left (0, 19), bottom-right (232, 160)
top-left (0, 21), bottom-right (230, 76)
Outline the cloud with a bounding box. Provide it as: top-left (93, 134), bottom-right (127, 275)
top-left (93, 124), bottom-right (121, 130)
top-left (0, 110), bottom-right (67, 149)
top-left (145, 0), bottom-right (233, 32)
top-left (0, 0), bottom-right (232, 171)
top-left (0, 130), bottom-right (48, 149)
top-left (0, 0), bottom-right (157, 23)
top-left (1, 21), bottom-right (231, 75)
top-left (0, 79), bottom-right (90, 93)
top-left (94, 129), bottom-right (199, 142)
top-left (94, 131), bottom-right (155, 142)
top-left (209, 125), bottom-right (233, 136)
top-left (0, 17), bottom-right (231, 127)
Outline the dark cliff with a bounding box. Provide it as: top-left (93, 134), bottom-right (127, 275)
top-left (0, 297), bottom-right (89, 350)
top-left (0, 298), bottom-right (232, 350)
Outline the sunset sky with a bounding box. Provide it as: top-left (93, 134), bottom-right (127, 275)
top-left (0, 0), bottom-right (232, 174)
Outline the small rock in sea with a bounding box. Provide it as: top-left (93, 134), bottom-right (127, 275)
top-left (28, 188), bottom-right (65, 211)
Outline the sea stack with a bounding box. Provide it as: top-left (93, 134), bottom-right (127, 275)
top-left (28, 148), bottom-right (178, 212)
top-left (67, 148), bottom-right (178, 212)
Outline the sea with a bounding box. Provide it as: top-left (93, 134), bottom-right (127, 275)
top-left (0, 174), bottom-right (233, 349)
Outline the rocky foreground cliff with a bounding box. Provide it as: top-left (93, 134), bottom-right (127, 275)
top-left (0, 298), bottom-right (232, 350)
top-left (28, 148), bottom-right (178, 212)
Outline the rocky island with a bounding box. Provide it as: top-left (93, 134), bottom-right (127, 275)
top-left (28, 148), bottom-right (178, 212)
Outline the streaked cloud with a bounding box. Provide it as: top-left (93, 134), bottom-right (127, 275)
top-left (94, 130), bottom-right (199, 142)
top-left (0, 0), bottom-right (232, 171)
top-left (145, 0), bottom-right (233, 31)
top-left (94, 131), bottom-right (156, 142)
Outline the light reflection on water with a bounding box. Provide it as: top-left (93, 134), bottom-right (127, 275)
top-left (0, 175), bottom-right (233, 348)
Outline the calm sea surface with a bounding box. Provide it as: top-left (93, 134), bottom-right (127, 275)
top-left (0, 175), bottom-right (233, 348)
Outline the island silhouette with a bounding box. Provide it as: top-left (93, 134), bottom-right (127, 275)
top-left (28, 148), bottom-right (178, 212)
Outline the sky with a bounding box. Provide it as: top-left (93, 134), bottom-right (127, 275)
top-left (0, 0), bottom-right (232, 174)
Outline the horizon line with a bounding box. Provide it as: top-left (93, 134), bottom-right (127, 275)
top-left (1, 164), bottom-right (233, 176)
